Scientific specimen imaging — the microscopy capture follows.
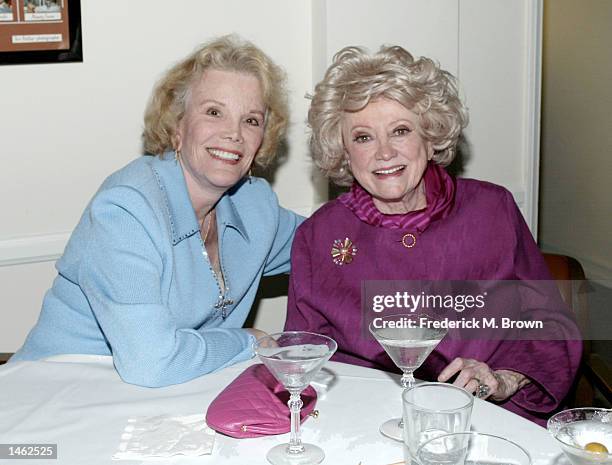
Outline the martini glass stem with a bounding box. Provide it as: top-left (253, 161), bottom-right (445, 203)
top-left (398, 370), bottom-right (415, 429)
top-left (287, 392), bottom-right (305, 455)
top-left (401, 370), bottom-right (415, 390)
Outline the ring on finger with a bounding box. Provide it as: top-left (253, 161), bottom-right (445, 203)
top-left (476, 383), bottom-right (490, 398)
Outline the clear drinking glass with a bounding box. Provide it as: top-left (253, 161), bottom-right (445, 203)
top-left (547, 408), bottom-right (612, 465)
top-left (402, 382), bottom-right (473, 463)
top-left (254, 331), bottom-right (337, 465)
top-left (415, 431), bottom-right (532, 465)
top-left (369, 314), bottom-right (447, 440)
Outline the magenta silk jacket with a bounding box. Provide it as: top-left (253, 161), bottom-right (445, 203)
top-left (284, 175), bottom-right (582, 426)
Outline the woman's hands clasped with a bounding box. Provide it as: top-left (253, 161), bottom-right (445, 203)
top-left (437, 357), bottom-right (530, 401)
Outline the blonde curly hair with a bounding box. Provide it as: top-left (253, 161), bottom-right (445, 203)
top-left (308, 45), bottom-right (468, 186)
top-left (143, 35), bottom-right (288, 168)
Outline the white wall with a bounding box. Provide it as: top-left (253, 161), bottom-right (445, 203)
top-left (0, 0), bottom-right (317, 351)
top-left (0, 0), bottom-right (541, 352)
top-left (540, 0), bottom-right (612, 283)
top-left (459, 0), bottom-right (542, 230)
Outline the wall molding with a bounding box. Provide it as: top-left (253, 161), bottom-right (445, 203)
top-left (0, 232), bottom-right (70, 267)
top-left (523, 0), bottom-right (543, 238)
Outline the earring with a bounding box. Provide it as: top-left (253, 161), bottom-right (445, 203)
top-left (174, 150), bottom-right (181, 163)
top-left (339, 157), bottom-right (350, 174)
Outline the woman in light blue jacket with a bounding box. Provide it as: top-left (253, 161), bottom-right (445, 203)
top-left (11, 36), bottom-right (303, 387)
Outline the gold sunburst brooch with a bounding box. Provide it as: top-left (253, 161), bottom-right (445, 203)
top-left (331, 238), bottom-right (357, 266)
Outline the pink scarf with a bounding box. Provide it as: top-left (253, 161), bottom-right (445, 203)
top-left (338, 162), bottom-right (456, 233)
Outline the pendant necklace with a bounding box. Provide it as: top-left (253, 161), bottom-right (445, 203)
top-left (200, 210), bottom-right (214, 243)
top-left (199, 209), bottom-right (234, 318)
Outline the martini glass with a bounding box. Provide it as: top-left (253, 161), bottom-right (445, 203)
top-left (369, 314), bottom-right (447, 441)
top-left (547, 408), bottom-right (612, 465)
top-left (254, 331), bottom-right (337, 465)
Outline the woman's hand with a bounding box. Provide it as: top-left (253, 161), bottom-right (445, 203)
top-left (245, 328), bottom-right (269, 343)
top-left (437, 357), bottom-right (530, 401)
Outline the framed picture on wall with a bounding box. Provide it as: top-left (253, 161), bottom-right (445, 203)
top-left (0, 0), bottom-right (82, 65)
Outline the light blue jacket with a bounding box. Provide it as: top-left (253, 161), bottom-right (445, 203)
top-left (11, 154), bottom-right (304, 386)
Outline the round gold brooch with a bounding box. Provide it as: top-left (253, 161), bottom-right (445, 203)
top-left (401, 233), bottom-right (417, 248)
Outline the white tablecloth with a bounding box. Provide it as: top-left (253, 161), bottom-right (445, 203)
top-left (0, 355), bottom-right (568, 464)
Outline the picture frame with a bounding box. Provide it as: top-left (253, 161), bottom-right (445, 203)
top-left (0, 0), bottom-right (82, 65)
